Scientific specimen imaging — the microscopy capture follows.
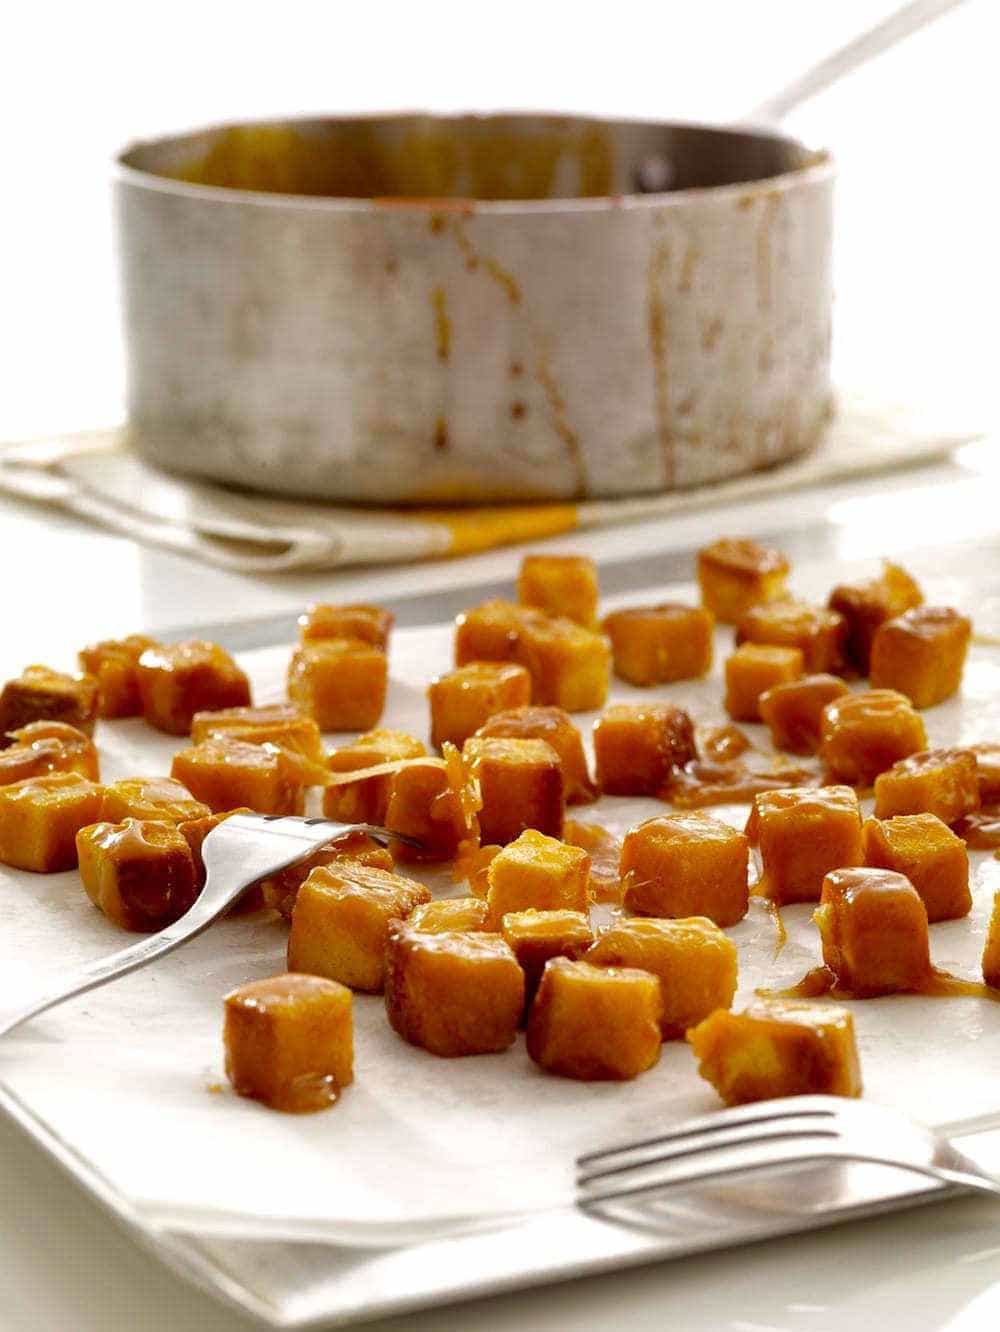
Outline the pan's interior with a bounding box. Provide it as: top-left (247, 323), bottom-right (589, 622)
top-left (119, 114), bottom-right (818, 201)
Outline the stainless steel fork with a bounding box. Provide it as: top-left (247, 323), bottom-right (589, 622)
top-left (0, 813), bottom-right (416, 1039)
top-left (576, 1096), bottom-right (1000, 1213)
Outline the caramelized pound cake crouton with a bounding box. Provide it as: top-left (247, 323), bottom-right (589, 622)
top-left (190, 705), bottom-right (324, 764)
top-left (257, 831), bottom-right (394, 919)
top-left (0, 773), bottom-right (104, 872)
top-left (873, 748), bottom-right (980, 824)
top-left (593, 702), bottom-right (696, 797)
top-left (298, 603), bottom-right (394, 650)
top-left (602, 603), bottom-right (714, 686)
top-left (517, 554), bottom-right (599, 629)
top-left (100, 777), bottom-right (210, 826)
top-left (758, 674), bottom-right (849, 756)
top-left (870, 606), bottom-right (971, 709)
top-left (0, 665), bottom-right (98, 737)
top-left (171, 739), bottom-right (307, 815)
top-left (286, 639), bottom-right (387, 732)
top-left (454, 600), bottom-right (536, 667)
top-left (512, 614), bottom-right (610, 713)
top-left (463, 737), bottom-right (564, 845)
top-left (697, 538), bottom-right (790, 625)
top-left (828, 562), bottom-right (923, 675)
top-left (526, 958), bottom-right (662, 1081)
top-left (385, 923), bottom-right (524, 1057)
top-left (385, 756), bottom-right (473, 862)
top-left (587, 917), bottom-right (738, 1040)
top-left (862, 813), bottom-right (971, 923)
top-left (688, 998), bottom-right (862, 1105)
top-left (819, 689), bottom-right (927, 787)
top-left (475, 705), bottom-right (597, 804)
top-left (287, 862), bottom-right (431, 992)
top-left (78, 635), bottom-right (158, 718)
top-left (724, 644), bottom-right (804, 722)
top-left (747, 786), bottom-right (863, 906)
top-left (501, 910), bottom-right (594, 1011)
top-left (485, 829), bottom-right (590, 927)
top-left (0, 722), bottom-right (99, 785)
top-left (77, 818), bottom-right (198, 932)
top-left (428, 662), bottom-right (531, 750)
top-left (621, 812), bottom-right (750, 926)
top-left (814, 867), bottom-right (932, 997)
top-left (736, 599), bottom-right (847, 675)
top-left (324, 729), bottom-right (426, 824)
top-left (224, 974), bottom-right (353, 1113)
top-left (136, 641), bottom-right (250, 735)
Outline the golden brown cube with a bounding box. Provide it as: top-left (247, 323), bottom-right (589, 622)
top-left (518, 554), bottom-right (599, 629)
top-left (593, 702), bottom-right (696, 797)
top-left (100, 777), bottom-right (210, 826)
top-left (687, 998), bottom-right (862, 1105)
top-left (971, 743), bottom-right (1000, 804)
top-left (76, 818), bottom-right (198, 932)
top-left (0, 722), bottom-right (99, 785)
top-left (463, 736), bottom-right (564, 845)
top-left (171, 739), bottom-right (307, 815)
top-left (78, 635), bottom-right (158, 718)
top-left (819, 689), bottom-right (928, 786)
top-left (224, 974), bottom-right (353, 1113)
top-left (0, 664), bottom-right (98, 736)
top-left (385, 923), bottom-right (524, 1057)
top-left (697, 537), bottom-right (790, 625)
top-left (0, 773), bottom-right (103, 872)
top-left (983, 891), bottom-right (1000, 989)
top-left (288, 863), bottom-right (430, 991)
top-left (475, 705), bottom-right (597, 805)
top-left (298, 603), bottom-right (394, 650)
top-left (454, 599), bottom-right (535, 667)
top-left (512, 614), bottom-right (610, 713)
top-left (137, 640), bottom-right (251, 736)
top-left (257, 831), bottom-right (394, 919)
top-left (724, 644), bottom-right (804, 722)
top-left (286, 639), bottom-right (387, 733)
top-left (384, 756), bottom-right (473, 862)
top-left (815, 866), bottom-right (931, 997)
top-left (870, 606), bottom-right (972, 708)
top-left (526, 958), bottom-right (662, 1080)
top-left (409, 897), bottom-right (491, 933)
top-left (500, 909), bottom-right (594, 1008)
top-left (828, 562), bottom-right (923, 675)
top-left (621, 812), bottom-right (750, 927)
top-left (862, 813), bottom-right (971, 923)
top-left (602, 603), bottom-right (714, 686)
top-left (873, 747), bottom-right (980, 824)
top-left (747, 786), bottom-right (863, 906)
top-left (190, 704), bottom-right (324, 764)
top-left (485, 829), bottom-right (590, 927)
top-left (587, 917), bottom-right (737, 1040)
top-left (736, 599), bottom-right (847, 675)
top-left (428, 661), bottom-right (532, 750)
top-left (758, 674), bottom-right (850, 756)
top-left (324, 728), bottom-right (427, 824)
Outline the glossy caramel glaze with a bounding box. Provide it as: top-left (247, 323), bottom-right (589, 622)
top-left (699, 538), bottom-right (789, 578)
top-left (475, 705), bottom-right (598, 804)
top-left (563, 819), bottom-right (622, 903)
top-left (971, 744), bottom-right (1000, 803)
top-left (666, 758), bottom-right (816, 809)
top-left (698, 724), bottom-right (751, 763)
top-left (758, 674), bottom-right (849, 756)
top-left (819, 689), bottom-right (927, 787)
top-left (769, 965), bottom-right (1000, 1004)
top-left (952, 806), bottom-right (1000, 850)
top-left (298, 603), bottom-right (394, 649)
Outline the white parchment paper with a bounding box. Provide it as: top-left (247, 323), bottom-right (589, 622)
top-left (1, 561), bottom-right (999, 1243)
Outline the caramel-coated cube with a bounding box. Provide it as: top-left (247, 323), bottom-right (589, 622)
top-left (384, 756), bottom-right (471, 862)
top-left (983, 891), bottom-right (1000, 989)
top-left (737, 600), bottom-right (847, 674)
top-left (0, 664), bottom-right (98, 736)
top-left (385, 923), bottom-right (524, 1056)
top-left (287, 862), bottom-right (431, 991)
top-left (526, 958), bottom-right (662, 1080)
top-left (687, 998), bottom-right (862, 1105)
top-left (724, 644), bottom-right (804, 722)
top-left (972, 743), bottom-right (1000, 803)
top-left (0, 722), bottom-right (99, 785)
top-left (324, 728), bottom-right (427, 824)
top-left (485, 829), bottom-right (589, 926)
top-left (137, 641), bottom-right (251, 736)
top-left (758, 674), bottom-right (850, 756)
top-left (870, 606), bottom-right (972, 708)
top-left (621, 812), bottom-right (749, 926)
top-left (257, 831), bottom-right (394, 919)
top-left (100, 777), bottom-right (210, 826)
top-left (454, 600), bottom-right (534, 667)
top-left (593, 702), bottom-right (696, 797)
top-left (602, 603), bottom-right (714, 686)
top-left (815, 867), bottom-right (931, 996)
top-left (409, 897), bottom-right (491, 933)
top-left (428, 661), bottom-right (531, 750)
top-left (828, 562), bottom-right (923, 675)
top-left (512, 614), bottom-right (610, 713)
top-left (0, 774), bottom-right (103, 872)
top-left (500, 909), bottom-right (594, 1008)
top-left (298, 603), bottom-right (393, 649)
top-left (171, 739), bottom-right (307, 815)
top-left (697, 537), bottom-right (790, 624)
top-left (819, 689), bottom-right (928, 786)
top-left (748, 786), bottom-right (863, 905)
top-left (475, 705), bottom-right (597, 805)
top-left (518, 554), bottom-right (599, 629)
top-left (587, 917), bottom-right (737, 1039)
top-left (76, 818), bottom-right (198, 932)
top-left (78, 635), bottom-right (158, 718)
top-left (224, 974), bottom-right (353, 1112)
top-left (190, 705), bottom-right (324, 764)
top-left (873, 747), bottom-right (980, 824)
top-left (463, 737), bottom-right (564, 845)
top-left (287, 639), bottom-right (387, 732)
top-left (862, 813), bottom-right (971, 923)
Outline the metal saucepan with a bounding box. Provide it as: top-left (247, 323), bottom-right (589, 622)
top-left (113, 1), bottom-right (962, 504)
